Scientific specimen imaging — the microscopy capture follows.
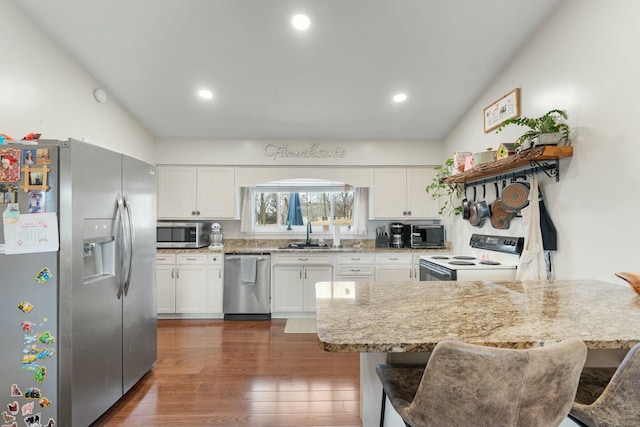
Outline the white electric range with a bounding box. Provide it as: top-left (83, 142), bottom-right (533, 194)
top-left (419, 234), bottom-right (524, 281)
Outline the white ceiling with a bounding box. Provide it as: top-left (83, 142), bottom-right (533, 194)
top-left (13, 0), bottom-right (561, 141)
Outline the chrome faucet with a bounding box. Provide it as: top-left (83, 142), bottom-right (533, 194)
top-left (306, 221), bottom-right (312, 245)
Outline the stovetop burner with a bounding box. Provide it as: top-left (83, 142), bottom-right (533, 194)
top-left (449, 261), bottom-right (476, 266)
top-left (431, 256), bottom-right (449, 260)
top-left (453, 256), bottom-right (476, 260)
top-left (479, 260), bottom-right (501, 265)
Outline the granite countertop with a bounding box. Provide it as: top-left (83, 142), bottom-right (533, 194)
top-left (157, 239), bottom-right (452, 254)
top-left (315, 279), bottom-right (640, 353)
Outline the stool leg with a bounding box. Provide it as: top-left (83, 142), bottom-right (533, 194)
top-left (380, 389), bottom-right (386, 427)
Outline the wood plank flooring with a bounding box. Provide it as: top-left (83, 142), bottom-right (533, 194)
top-left (92, 319), bottom-right (361, 426)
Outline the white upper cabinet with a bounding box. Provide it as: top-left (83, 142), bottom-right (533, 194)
top-left (157, 166), bottom-right (236, 219)
top-left (371, 168), bottom-right (439, 219)
top-left (196, 167), bottom-right (236, 218)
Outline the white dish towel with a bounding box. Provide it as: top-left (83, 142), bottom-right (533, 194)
top-left (241, 256), bottom-right (257, 286)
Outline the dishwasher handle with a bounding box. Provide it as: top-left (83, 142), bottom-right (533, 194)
top-left (225, 256), bottom-right (269, 262)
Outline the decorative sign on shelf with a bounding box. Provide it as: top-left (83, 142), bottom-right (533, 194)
top-left (483, 88), bottom-right (521, 133)
top-left (264, 143), bottom-right (346, 161)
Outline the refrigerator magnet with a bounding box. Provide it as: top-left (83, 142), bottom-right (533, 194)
top-left (0, 148), bottom-right (20, 183)
top-left (11, 384), bottom-right (23, 397)
top-left (34, 268), bottom-right (52, 284)
top-left (17, 301), bottom-right (34, 313)
top-left (6, 401), bottom-right (19, 415)
top-left (45, 418), bottom-right (55, 427)
top-left (28, 191), bottom-right (45, 214)
top-left (21, 321), bottom-right (35, 333)
top-left (37, 332), bottom-right (55, 345)
top-left (38, 398), bottom-right (51, 408)
top-left (21, 401), bottom-right (34, 415)
top-left (34, 367), bottom-right (46, 382)
top-left (23, 334), bottom-right (38, 345)
top-left (2, 411), bottom-right (16, 422)
top-left (24, 413), bottom-right (42, 427)
top-left (2, 203), bottom-right (20, 223)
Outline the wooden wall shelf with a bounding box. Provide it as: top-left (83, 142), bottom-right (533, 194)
top-left (443, 146), bottom-right (573, 185)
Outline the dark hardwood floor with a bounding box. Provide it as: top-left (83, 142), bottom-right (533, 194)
top-left (93, 319), bottom-right (361, 426)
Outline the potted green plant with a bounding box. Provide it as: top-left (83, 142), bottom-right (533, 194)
top-left (425, 158), bottom-right (463, 216)
top-left (495, 109), bottom-right (570, 150)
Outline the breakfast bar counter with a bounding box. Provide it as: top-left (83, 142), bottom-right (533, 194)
top-left (315, 279), bottom-right (640, 426)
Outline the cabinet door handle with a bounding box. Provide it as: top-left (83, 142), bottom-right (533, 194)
top-left (171, 268), bottom-right (174, 279)
top-left (300, 269), bottom-right (302, 279)
top-left (409, 267), bottom-right (413, 278)
top-left (219, 270), bottom-right (221, 279)
top-left (191, 211), bottom-right (196, 216)
top-left (176, 268), bottom-right (180, 279)
top-left (304, 269), bottom-right (307, 279)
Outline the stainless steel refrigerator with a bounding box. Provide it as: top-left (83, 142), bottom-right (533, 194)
top-left (0, 139), bottom-right (157, 426)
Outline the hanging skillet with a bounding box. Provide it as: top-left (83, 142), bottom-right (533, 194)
top-left (469, 186), bottom-right (486, 227)
top-left (490, 181), bottom-right (514, 229)
top-left (502, 178), bottom-right (530, 211)
top-left (462, 186), bottom-right (470, 220)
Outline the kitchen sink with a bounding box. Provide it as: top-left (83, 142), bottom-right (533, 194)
top-left (281, 242), bottom-right (329, 249)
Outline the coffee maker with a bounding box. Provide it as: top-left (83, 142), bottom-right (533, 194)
top-left (389, 222), bottom-right (404, 248)
top-left (209, 223), bottom-right (223, 249)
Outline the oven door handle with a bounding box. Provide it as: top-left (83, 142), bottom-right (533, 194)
top-left (420, 260), bottom-right (453, 276)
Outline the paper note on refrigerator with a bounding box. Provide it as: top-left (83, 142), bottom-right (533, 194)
top-left (3, 212), bottom-right (59, 254)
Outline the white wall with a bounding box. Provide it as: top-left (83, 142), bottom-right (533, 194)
top-left (155, 139), bottom-right (443, 166)
top-left (442, 0), bottom-right (640, 283)
top-left (0, 0), bottom-right (155, 163)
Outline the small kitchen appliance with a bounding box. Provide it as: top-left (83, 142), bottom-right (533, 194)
top-left (156, 221), bottom-right (211, 248)
top-left (419, 233), bottom-right (524, 281)
top-left (389, 222), bottom-right (405, 248)
top-left (209, 222), bottom-right (223, 249)
top-left (405, 224), bottom-right (445, 248)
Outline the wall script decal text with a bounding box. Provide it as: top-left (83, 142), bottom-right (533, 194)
top-left (264, 143), bottom-right (346, 160)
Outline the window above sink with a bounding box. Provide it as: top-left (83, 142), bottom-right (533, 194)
top-left (249, 179), bottom-right (361, 235)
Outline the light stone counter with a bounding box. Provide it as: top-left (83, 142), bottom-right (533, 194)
top-left (316, 279), bottom-right (640, 352)
top-left (157, 238), bottom-right (452, 254)
top-left (315, 279), bottom-right (640, 427)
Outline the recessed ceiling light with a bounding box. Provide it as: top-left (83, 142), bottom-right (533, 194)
top-left (292, 14), bottom-right (311, 31)
top-left (198, 89), bottom-right (214, 100)
top-left (393, 93), bottom-right (408, 103)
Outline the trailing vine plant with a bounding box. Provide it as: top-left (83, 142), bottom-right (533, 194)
top-left (425, 158), bottom-right (463, 216)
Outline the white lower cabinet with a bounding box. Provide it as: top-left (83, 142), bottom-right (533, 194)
top-left (334, 253), bottom-right (375, 281)
top-left (205, 254), bottom-right (224, 314)
top-left (374, 253), bottom-right (414, 282)
top-left (156, 252), bottom-right (223, 317)
top-left (175, 262), bottom-right (207, 313)
top-left (271, 254), bottom-right (333, 316)
top-left (156, 254), bottom-right (177, 314)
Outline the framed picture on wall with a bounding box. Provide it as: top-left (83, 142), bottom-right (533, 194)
top-left (483, 88), bottom-right (521, 133)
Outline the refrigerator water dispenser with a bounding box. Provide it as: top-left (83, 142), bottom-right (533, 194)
top-left (83, 219), bottom-right (115, 283)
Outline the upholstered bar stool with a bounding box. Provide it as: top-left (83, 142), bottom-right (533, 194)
top-left (570, 342), bottom-right (640, 426)
top-left (376, 338), bottom-right (587, 427)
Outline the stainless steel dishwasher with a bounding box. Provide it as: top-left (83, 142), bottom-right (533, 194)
top-left (223, 254), bottom-right (271, 320)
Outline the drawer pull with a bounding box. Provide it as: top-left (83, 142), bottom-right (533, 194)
top-left (185, 257), bottom-right (197, 261)
top-left (351, 258), bottom-right (361, 261)
top-left (350, 269), bottom-right (361, 272)
top-left (298, 258), bottom-right (308, 261)
top-left (389, 257), bottom-right (399, 260)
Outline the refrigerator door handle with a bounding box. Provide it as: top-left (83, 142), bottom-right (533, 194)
top-left (123, 193), bottom-right (135, 296)
top-left (116, 193), bottom-right (129, 299)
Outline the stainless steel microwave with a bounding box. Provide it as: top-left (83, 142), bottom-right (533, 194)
top-left (156, 222), bottom-right (211, 248)
top-left (408, 224), bottom-right (445, 249)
